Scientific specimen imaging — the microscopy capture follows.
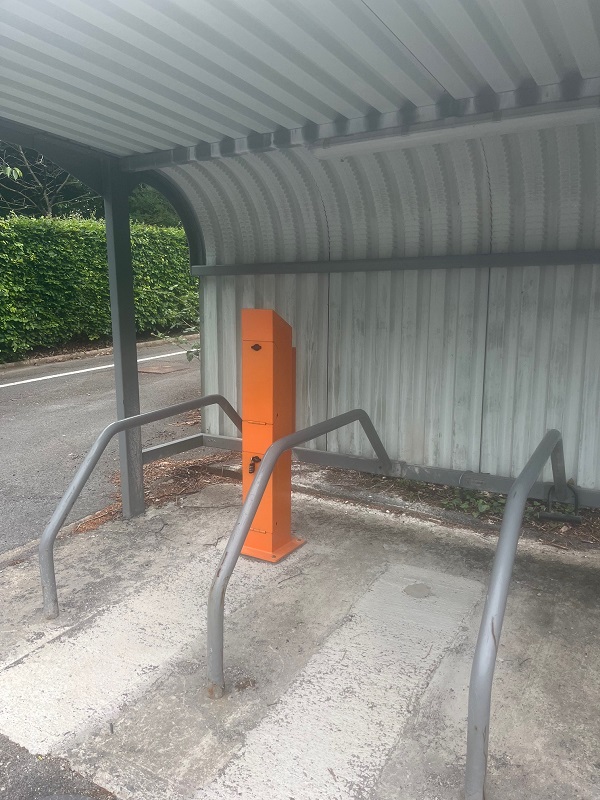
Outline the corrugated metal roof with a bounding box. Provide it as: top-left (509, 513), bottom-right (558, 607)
top-left (2, 0), bottom-right (599, 158)
top-left (163, 121), bottom-right (600, 264)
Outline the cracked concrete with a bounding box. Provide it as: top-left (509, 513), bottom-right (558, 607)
top-left (1, 483), bottom-right (599, 799)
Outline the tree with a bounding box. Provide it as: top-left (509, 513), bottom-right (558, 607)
top-left (0, 141), bottom-right (102, 217)
top-left (0, 141), bottom-right (182, 226)
top-left (1, 162), bottom-right (22, 181)
top-left (129, 183), bottom-right (181, 227)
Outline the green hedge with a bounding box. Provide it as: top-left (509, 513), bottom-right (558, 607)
top-left (0, 216), bottom-right (198, 362)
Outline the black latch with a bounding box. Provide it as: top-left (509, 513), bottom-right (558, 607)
top-left (251, 343), bottom-right (262, 351)
top-left (248, 455), bottom-right (261, 474)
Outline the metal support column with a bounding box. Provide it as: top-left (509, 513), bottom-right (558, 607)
top-left (103, 160), bottom-right (144, 518)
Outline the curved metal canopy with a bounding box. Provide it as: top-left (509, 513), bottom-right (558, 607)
top-left (1, 0), bottom-right (600, 264)
top-left (1, 0), bottom-right (598, 153)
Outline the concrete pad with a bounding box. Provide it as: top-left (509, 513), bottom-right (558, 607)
top-left (1, 483), bottom-right (600, 800)
top-left (198, 566), bottom-right (481, 800)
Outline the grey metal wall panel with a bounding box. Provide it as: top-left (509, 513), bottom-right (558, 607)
top-left (326, 268), bottom-right (489, 469)
top-left (201, 274), bottom-right (329, 448)
top-left (481, 264), bottom-right (600, 488)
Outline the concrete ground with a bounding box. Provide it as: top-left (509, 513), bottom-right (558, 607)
top-left (0, 482), bottom-right (599, 800)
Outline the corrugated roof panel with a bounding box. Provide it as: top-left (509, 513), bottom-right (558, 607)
top-left (168, 0), bottom-right (371, 120)
top-left (417, 0), bottom-right (520, 92)
top-left (487, 0), bottom-right (561, 85)
top-left (91, 0), bottom-right (336, 125)
top-left (376, 150), bottom-right (422, 257)
top-left (555, 0), bottom-right (600, 79)
top-left (2, 0), bottom-right (599, 157)
top-left (0, 44), bottom-right (222, 144)
top-left (0, 106), bottom-right (133, 156)
top-left (4, 2), bottom-right (277, 138)
top-left (296, 0), bottom-right (442, 107)
top-left (0, 64), bottom-right (194, 148)
top-left (1, 79), bottom-right (175, 151)
top-left (239, 0), bottom-right (446, 109)
top-left (360, 0), bottom-right (479, 98)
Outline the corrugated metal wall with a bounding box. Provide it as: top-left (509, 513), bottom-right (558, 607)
top-left (200, 263), bottom-right (600, 488)
top-left (192, 123), bottom-right (600, 489)
top-left (326, 269), bottom-right (489, 470)
top-left (201, 273), bottom-right (329, 448)
top-left (481, 264), bottom-right (600, 488)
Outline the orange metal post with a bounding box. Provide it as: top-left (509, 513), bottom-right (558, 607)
top-left (241, 309), bottom-right (304, 562)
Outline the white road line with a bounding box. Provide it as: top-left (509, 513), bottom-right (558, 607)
top-left (0, 351), bottom-right (185, 389)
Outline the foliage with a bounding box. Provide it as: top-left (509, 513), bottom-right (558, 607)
top-left (129, 184), bottom-right (181, 227)
top-left (0, 216), bottom-right (198, 362)
top-left (440, 487), bottom-right (578, 523)
top-left (0, 142), bottom-right (182, 226)
top-left (1, 163), bottom-right (22, 181)
top-left (0, 142), bottom-right (102, 218)
top-left (154, 322), bottom-right (201, 362)
top-left (442, 489), bottom-right (508, 519)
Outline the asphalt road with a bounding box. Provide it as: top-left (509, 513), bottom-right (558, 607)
top-left (0, 341), bottom-right (202, 555)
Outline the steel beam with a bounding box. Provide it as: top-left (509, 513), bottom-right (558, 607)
top-left (191, 249), bottom-right (600, 277)
top-left (202, 434), bottom-right (242, 452)
top-left (142, 433), bottom-right (205, 465)
top-left (292, 446), bottom-right (401, 476)
top-left (103, 159), bottom-right (144, 519)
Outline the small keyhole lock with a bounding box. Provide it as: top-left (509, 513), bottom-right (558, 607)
top-left (248, 455), bottom-right (261, 474)
top-left (251, 343), bottom-right (262, 351)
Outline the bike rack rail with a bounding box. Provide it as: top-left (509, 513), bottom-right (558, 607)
top-left (465, 429), bottom-right (573, 800)
top-left (206, 408), bottom-right (392, 698)
top-left (39, 394), bottom-right (242, 620)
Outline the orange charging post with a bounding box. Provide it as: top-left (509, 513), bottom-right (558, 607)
top-left (241, 309), bottom-right (304, 562)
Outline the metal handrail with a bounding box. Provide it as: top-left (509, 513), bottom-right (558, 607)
top-left (206, 408), bottom-right (392, 698)
top-left (39, 394), bottom-right (241, 620)
top-left (465, 429), bottom-right (570, 799)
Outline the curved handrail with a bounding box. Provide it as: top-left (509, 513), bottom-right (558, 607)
top-left (39, 394), bottom-right (241, 620)
top-left (206, 408), bottom-right (392, 697)
top-left (465, 429), bottom-right (569, 799)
